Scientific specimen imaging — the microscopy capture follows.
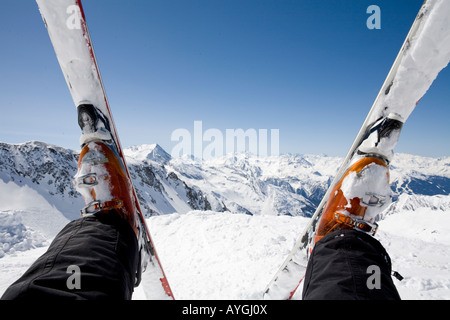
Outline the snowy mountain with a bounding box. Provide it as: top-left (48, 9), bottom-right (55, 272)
top-left (124, 144), bottom-right (213, 216)
top-left (0, 141), bottom-right (214, 220)
top-left (125, 143), bottom-right (450, 218)
top-left (0, 141), bottom-right (81, 221)
top-left (1, 141), bottom-right (449, 221)
top-left (1, 140), bottom-right (449, 299)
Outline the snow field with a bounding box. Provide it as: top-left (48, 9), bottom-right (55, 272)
top-left (377, 201), bottom-right (450, 300)
top-left (141, 211), bottom-right (309, 300)
top-left (140, 206), bottom-right (450, 300)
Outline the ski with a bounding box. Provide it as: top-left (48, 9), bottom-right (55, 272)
top-left (264, 0), bottom-right (450, 300)
top-left (36, 0), bottom-right (174, 299)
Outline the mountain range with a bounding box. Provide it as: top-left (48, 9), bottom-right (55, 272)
top-left (1, 140), bottom-right (449, 223)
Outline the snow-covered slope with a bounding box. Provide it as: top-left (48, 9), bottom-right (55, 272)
top-left (166, 153), bottom-right (338, 217)
top-left (0, 141), bottom-right (82, 222)
top-left (0, 141), bottom-right (214, 218)
top-left (390, 154), bottom-right (450, 196)
top-left (376, 194), bottom-right (450, 300)
top-left (166, 151), bottom-right (450, 217)
top-left (0, 141), bottom-right (449, 299)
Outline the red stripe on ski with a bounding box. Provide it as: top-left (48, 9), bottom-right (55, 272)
top-left (287, 276), bottom-right (305, 300)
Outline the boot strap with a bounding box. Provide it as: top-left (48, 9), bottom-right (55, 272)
top-left (81, 199), bottom-right (124, 216)
top-left (334, 212), bottom-right (378, 236)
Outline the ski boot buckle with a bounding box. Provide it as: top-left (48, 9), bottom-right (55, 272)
top-left (81, 199), bottom-right (124, 216)
top-left (76, 173), bottom-right (98, 188)
top-left (362, 193), bottom-right (388, 207)
top-left (334, 212), bottom-right (379, 236)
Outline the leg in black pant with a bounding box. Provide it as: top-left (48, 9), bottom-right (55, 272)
top-left (302, 229), bottom-right (400, 300)
top-left (1, 212), bottom-right (139, 300)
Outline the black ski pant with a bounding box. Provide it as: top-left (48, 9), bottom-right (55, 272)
top-left (302, 229), bottom-right (401, 300)
top-left (1, 213), bottom-right (139, 300)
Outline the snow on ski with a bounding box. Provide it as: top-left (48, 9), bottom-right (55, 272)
top-left (264, 0), bottom-right (450, 300)
top-left (35, 0), bottom-right (174, 299)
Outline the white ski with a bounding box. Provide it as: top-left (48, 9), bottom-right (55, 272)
top-left (36, 0), bottom-right (174, 299)
top-left (264, 0), bottom-right (450, 300)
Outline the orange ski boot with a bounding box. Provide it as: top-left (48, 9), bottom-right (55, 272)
top-left (314, 156), bottom-right (391, 245)
top-left (74, 140), bottom-right (140, 238)
top-left (312, 113), bottom-right (405, 247)
top-left (74, 102), bottom-right (139, 238)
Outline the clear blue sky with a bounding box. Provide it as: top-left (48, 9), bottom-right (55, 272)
top-left (0, 0), bottom-right (449, 157)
